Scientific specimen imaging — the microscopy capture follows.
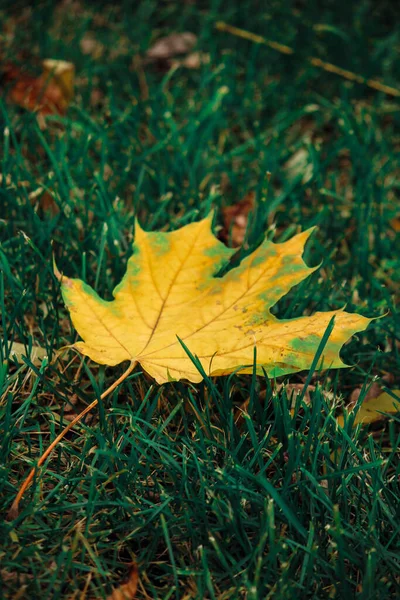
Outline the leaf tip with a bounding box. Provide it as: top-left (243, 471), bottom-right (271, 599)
top-left (300, 225), bottom-right (318, 244)
top-left (205, 209), bottom-right (216, 224)
top-left (53, 258), bottom-right (74, 289)
top-left (134, 216), bottom-right (144, 230)
top-left (134, 217), bottom-right (146, 241)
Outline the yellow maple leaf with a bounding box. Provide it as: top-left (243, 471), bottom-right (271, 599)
top-left (58, 216), bottom-right (371, 384)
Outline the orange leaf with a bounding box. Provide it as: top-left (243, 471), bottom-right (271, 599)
top-left (5, 59), bottom-right (74, 115)
top-left (107, 564), bottom-right (139, 600)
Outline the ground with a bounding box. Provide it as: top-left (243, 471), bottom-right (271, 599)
top-left (0, 1), bottom-right (399, 599)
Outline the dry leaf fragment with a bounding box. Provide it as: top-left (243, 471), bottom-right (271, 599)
top-left (354, 390), bottom-right (400, 425)
top-left (146, 32), bottom-right (197, 60)
top-left (107, 563), bottom-right (138, 600)
top-left (284, 147), bottom-right (314, 184)
top-left (80, 33), bottom-right (104, 58)
top-left (144, 32), bottom-right (206, 70)
top-left (347, 381), bottom-right (384, 411)
top-left (3, 340), bottom-right (47, 366)
top-left (339, 388), bottom-right (400, 426)
top-left (220, 191), bottom-right (255, 247)
top-left (4, 59), bottom-right (74, 115)
top-left (390, 216), bottom-right (400, 232)
top-left (171, 51), bottom-right (210, 70)
top-left (282, 382), bottom-right (316, 407)
top-left (29, 188), bottom-right (60, 217)
top-left (58, 215), bottom-right (371, 384)
top-left (41, 59), bottom-right (74, 104)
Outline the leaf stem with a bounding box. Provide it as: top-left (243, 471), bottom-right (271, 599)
top-left (7, 360), bottom-right (137, 520)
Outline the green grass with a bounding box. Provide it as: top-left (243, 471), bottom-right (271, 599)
top-left (1, 1), bottom-right (400, 598)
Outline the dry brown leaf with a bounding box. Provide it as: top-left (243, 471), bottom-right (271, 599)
top-left (390, 216), bottom-right (400, 232)
top-left (3, 340), bottom-right (47, 366)
top-left (338, 382), bottom-right (400, 427)
top-left (80, 33), bottom-right (104, 58)
top-left (347, 381), bottom-right (384, 411)
top-left (171, 51), bottom-right (210, 70)
top-left (42, 59), bottom-right (74, 103)
top-left (283, 382), bottom-right (316, 407)
top-left (107, 564), bottom-right (139, 600)
top-left (220, 191), bottom-right (255, 247)
top-left (4, 59), bottom-right (74, 115)
top-left (146, 32), bottom-right (197, 60)
top-left (344, 390), bottom-right (400, 426)
top-left (29, 188), bottom-right (60, 217)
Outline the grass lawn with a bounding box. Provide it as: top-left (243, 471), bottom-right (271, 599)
top-left (1, 1), bottom-right (400, 598)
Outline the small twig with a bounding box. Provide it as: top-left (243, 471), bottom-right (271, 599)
top-left (7, 360), bottom-right (137, 520)
top-left (215, 21), bottom-right (400, 98)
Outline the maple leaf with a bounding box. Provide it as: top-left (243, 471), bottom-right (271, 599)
top-left (58, 216), bottom-right (371, 384)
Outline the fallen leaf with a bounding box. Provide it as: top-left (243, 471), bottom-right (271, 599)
top-left (3, 341), bottom-right (47, 366)
top-left (80, 33), bottom-right (104, 58)
top-left (107, 563), bottom-right (138, 600)
top-left (338, 389), bottom-right (400, 426)
top-left (390, 216), bottom-right (400, 232)
top-left (144, 32), bottom-right (205, 71)
top-left (29, 188), bottom-right (60, 217)
top-left (347, 381), bottom-right (384, 410)
top-left (58, 215), bottom-right (371, 384)
top-left (41, 59), bottom-right (74, 104)
top-left (284, 147), bottom-right (314, 184)
top-left (146, 32), bottom-right (197, 60)
top-left (4, 59), bottom-right (74, 115)
top-left (354, 390), bottom-right (400, 424)
top-left (171, 51), bottom-right (210, 70)
top-left (282, 382), bottom-right (316, 406)
top-left (220, 191), bottom-right (255, 247)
